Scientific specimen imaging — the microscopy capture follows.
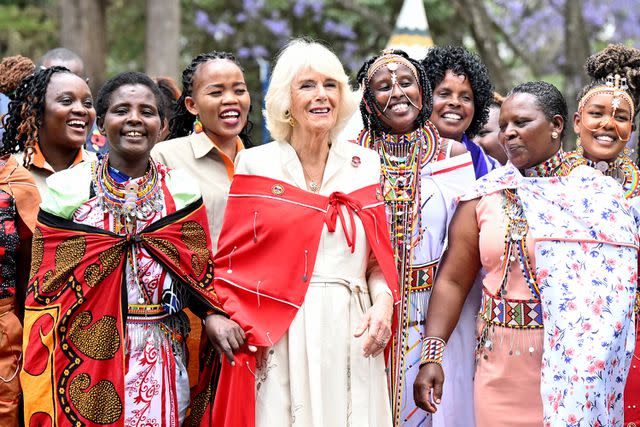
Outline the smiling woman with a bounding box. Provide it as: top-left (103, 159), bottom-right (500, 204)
top-left (207, 39), bottom-right (399, 427)
top-left (564, 44), bottom-right (640, 200)
top-left (2, 66), bottom-right (97, 194)
top-left (151, 52), bottom-right (253, 391)
top-left (22, 71), bottom-right (226, 426)
top-left (422, 45), bottom-right (499, 178)
top-left (563, 44), bottom-right (640, 427)
top-left (355, 49), bottom-right (477, 427)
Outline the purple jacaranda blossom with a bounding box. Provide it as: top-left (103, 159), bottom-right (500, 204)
top-left (243, 0), bottom-right (265, 18)
top-left (236, 45), bottom-right (269, 60)
top-left (310, 0), bottom-right (324, 14)
top-left (204, 21), bottom-right (235, 41)
top-left (293, 0), bottom-right (306, 18)
top-left (194, 10), bottom-right (211, 29)
top-left (252, 45), bottom-right (268, 59)
top-left (236, 12), bottom-right (247, 23)
top-left (264, 18), bottom-right (291, 37)
top-left (293, 0), bottom-right (324, 17)
top-left (237, 47), bottom-right (251, 59)
top-left (323, 20), bottom-right (356, 39)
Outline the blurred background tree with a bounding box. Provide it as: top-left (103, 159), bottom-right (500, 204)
top-left (1, 0), bottom-right (639, 145)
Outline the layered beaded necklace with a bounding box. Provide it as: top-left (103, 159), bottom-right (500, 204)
top-left (360, 122), bottom-right (442, 299)
top-left (92, 155), bottom-right (164, 305)
top-left (503, 153), bottom-right (568, 301)
top-left (565, 150), bottom-right (640, 198)
top-left (92, 154), bottom-right (163, 234)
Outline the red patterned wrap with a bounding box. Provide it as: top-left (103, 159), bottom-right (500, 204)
top-left (21, 199), bottom-right (223, 427)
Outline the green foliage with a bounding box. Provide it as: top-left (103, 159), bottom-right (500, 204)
top-left (0, 2), bottom-right (57, 61)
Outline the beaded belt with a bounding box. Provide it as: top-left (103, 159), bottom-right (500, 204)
top-left (409, 260), bottom-right (438, 292)
top-left (479, 288), bottom-right (543, 329)
top-left (127, 304), bottom-right (170, 324)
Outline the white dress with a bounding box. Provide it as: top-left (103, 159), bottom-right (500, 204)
top-left (396, 151), bottom-right (479, 427)
top-left (235, 140), bottom-right (394, 427)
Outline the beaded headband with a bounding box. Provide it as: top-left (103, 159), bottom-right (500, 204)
top-left (366, 50), bottom-right (419, 83)
top-left (578, 74), bottom-right (635, 119)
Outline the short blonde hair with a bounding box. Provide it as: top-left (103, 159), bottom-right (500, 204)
top-left (264, 39), bottom-right (359, 143)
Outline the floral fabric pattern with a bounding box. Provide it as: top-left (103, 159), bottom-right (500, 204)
top-left (518, 174), bottom-right (638, 427)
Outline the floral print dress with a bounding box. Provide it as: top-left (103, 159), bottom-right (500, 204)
top-left (518, 172), bottom-right (638, 427)
top-left (464, 164), bottom-right (638, 427)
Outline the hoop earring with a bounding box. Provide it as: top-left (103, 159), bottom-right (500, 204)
top-left (194, 115), bottom-right (203, 134)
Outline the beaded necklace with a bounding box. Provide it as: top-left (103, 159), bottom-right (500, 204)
top-left (498, 153), bottom-right (569, 302)
top-left (92, 154), bottom-right (163, 234)
top-left (565, 150), bottom-right (640, 198)
top-left (370, 123), bottom-right (441, 255)
top-left (498, 189), bottom-right (540, 300)
top-left (363, 123), bottom-right (443, 319)
top-left (92, 155), bottom-right (164, 305)
top-left (524, 150), bottom-right (568, 177)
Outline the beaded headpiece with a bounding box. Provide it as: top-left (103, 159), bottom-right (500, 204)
top-left (366, 49), bottom-right (419, 83)
top-left (365, 50), bottom-right (421, 114)
top-left (578, 74), bottom-right (635, 119)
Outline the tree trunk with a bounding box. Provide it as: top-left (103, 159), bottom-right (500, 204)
top-left (450, 0), bottom-right (512, 95)
top-left (59, 0), bottom-right (107, 93)
top-left (563, 0), bottom-right (590, 149)
top-left (145, 0), bottom-right (180, 81)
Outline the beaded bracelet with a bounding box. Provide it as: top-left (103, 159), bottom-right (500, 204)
top-left (420, 337), bottom-right (446, 366)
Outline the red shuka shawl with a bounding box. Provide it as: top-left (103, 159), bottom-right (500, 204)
top-left (204, 174), bottom-right (399, 427)
top-left (21, 199), bottom-right (223, 427)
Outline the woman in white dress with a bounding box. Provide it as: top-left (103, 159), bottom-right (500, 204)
top-left (206, 39), bottom-right (399, 427)
top-left (355, 49), bottom-right (477, 427)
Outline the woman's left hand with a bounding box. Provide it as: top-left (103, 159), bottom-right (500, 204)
top-left (354, 292), bottom-right (394, 357)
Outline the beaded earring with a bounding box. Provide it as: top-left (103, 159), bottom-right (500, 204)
top-left (576, 136), bottom-right (583, 156)
top-left (194, 115), bottom-right (203, 134)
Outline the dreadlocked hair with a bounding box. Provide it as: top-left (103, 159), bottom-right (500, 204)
top-left (356, 49), bottom-right (433, 135)
top-left (421, 45), bottom-right (494, 138)
top-left (508, 81), bottom-right (568, 141)
top-left (0, 55), bottom-right (35, 99)
top-left (169, 51), bottom-right (253, 146)
top-left (1, 66), bottom-right (72, 165)
top-left (577, 44), bottom-right (640, 117)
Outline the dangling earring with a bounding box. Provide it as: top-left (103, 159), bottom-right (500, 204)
top-left (194, 115), bottom-right (203, 134)
top-left (284, 110), bottom-right (295, 127)
top-left (551, 131), bottom-right (559, 140)
top-left (576, 136), bottom-right (583, 156)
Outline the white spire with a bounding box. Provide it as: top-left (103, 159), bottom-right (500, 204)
top-left (386, 0), bottom-right (433, 60)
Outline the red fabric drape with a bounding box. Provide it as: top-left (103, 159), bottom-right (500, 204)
top-left (208, 174), bottom-right (399, 427)
top-left (22, 201), bottom-right (222, 426)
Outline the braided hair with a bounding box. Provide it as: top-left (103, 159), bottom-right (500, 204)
top-left (508, 81), bottom-right (568, 141)
top-left (577, 44), bottom-right (640, 116)
top-left (1, 66), bottom-right (73, 164)
top-left (421, 45), bottom-right (494, 138)
top-left (0, 55), bottom-right (35, 99)
top-left (168, 52), bottom-right (253, 146)
top-left (356, 49), bottom-right (432, 134)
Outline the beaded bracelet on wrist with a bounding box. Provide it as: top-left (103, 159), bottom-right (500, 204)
top-left (420, 336), bottom-right (446, 366)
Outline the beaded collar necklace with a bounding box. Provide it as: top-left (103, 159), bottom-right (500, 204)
top-left (565, 151), bottom-right (640, 198)
top-left (92, 154), bottom-right (163, 233)
top-left (524, 150), bottom-right (567, 177)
